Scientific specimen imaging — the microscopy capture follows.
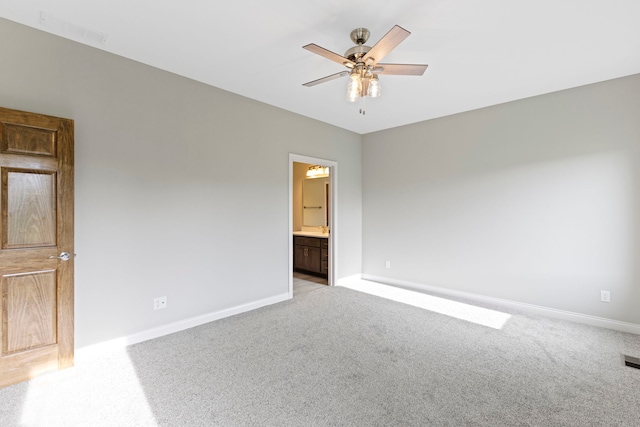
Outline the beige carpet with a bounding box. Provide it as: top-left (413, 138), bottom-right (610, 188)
top-left (1, 281), bottom-right (639, 426)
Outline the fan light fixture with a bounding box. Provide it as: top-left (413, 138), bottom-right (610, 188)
top-left (346, 66), bottom-right (381, 102)
top-left (306, 165), bottom-right (329, 178)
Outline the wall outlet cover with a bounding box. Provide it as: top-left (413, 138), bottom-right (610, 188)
top-left (154, 296), bottom-right (167, 310)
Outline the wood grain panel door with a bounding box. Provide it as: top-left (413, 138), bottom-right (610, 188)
top-left (0, 106), bottom-right (74, 388)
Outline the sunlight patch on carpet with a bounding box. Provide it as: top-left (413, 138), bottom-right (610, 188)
top-left (20, 347), bottom-right (157, 426)
top-left (340, 280), bottom-right (511, 329)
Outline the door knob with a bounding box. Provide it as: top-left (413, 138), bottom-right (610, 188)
top-left (49, 252), bottom-right (71, 261)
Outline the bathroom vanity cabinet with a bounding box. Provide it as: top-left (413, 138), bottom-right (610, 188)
top-left (294, 235), bottom-right (328, 277)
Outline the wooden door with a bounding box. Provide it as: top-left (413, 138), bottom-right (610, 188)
top-left (0, 106), bottom-right (74, 388)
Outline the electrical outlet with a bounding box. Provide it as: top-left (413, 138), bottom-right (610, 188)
top-left (154, 296), bottom-right (167, 310)
top-left (385, 260), bottom-right (391, 269)
top-left (600, 290), bottom-right (610, 303)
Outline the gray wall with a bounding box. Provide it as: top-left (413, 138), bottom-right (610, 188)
top-left (363, 74), bottom-right (640, 324)
top-left (0, 18), bottom-right (362, 348)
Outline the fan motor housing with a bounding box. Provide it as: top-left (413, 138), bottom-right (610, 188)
top-left (345, 45), bottom-right (371, 62)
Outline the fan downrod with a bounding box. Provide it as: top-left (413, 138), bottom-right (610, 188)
top-left (345, 28), bottom-right (372, 62)
top-left (350, 28), bottom-right (370, 45)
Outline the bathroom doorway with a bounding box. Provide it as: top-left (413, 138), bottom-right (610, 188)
top-left (289, 154), bottom-right (337, 297)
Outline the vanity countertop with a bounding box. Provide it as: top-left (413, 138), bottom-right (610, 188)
top-left (293, 231), bottom-right (329, 239)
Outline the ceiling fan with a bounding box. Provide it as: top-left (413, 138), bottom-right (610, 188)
top-left (302, 25), bottom-right (428, 109)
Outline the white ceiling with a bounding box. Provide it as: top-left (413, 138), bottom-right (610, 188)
top-left (2, 0), bottom-right (639, 134)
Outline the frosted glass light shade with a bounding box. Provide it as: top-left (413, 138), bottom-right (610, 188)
top-left (346, 73), bottom-right (362, 102)
top-left (368, 74), bottom-right (381, 98)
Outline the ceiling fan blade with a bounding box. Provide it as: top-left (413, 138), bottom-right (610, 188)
top-left (303, 44), bottom-right (355, 68)
top-left (303, 71), bottom-right (350, 87)
top-left (375, 63), bottom-right (428, 76)
top-left (362, 25), bottom-right (411, 64)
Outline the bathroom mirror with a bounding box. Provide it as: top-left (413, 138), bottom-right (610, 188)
top-left (302, 177), bottom-right (329, 227)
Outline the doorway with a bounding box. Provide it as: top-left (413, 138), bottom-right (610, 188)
top-left (289, 154), bottom-right (337, 297)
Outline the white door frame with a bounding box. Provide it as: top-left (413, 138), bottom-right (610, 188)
top-left (289, 153), bottom-right (338, 296)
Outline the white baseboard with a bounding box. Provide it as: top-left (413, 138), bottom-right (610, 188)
top-left (76, 293), bottom-right (291, 360)
top-left (361, 274), bottom-right (640, 335)
top-left (336, 273), bottom-right (363, 287)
